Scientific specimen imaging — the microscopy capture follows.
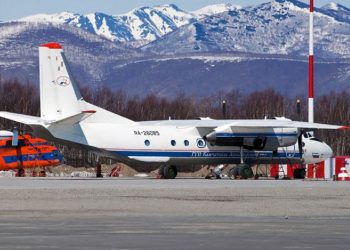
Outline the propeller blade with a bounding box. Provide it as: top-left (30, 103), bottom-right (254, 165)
top-left (297, 131), bottom-right (303, 157)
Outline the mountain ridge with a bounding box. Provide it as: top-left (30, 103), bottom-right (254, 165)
top-left (0, 0), bottom-right (349, 99)
top-left (142, 0), bottom-right (350, 59)
top-left (6, 0), bottom-right (350, 56)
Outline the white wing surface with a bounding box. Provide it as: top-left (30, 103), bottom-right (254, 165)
top-left (221, 120), bottom-right (348, 131)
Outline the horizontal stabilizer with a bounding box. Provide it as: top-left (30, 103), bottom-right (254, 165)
top-left (0, 111), bottom-right (44, 126)
top-left (51, 110), bottom-right (96, 125)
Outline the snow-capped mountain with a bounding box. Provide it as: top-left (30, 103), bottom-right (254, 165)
top-left (143, 0), bottom-right (350, 58)
top-left (15, 3), bottom-right (240, 45)
top-left (14, 1), bottom-right (350, 57)
top-left (17, 4), bottom-right (197, 44)
top-left (0, 21), bottom-right (141, 86)
top-left (193, 4), bottom-right (240, 18)
top-left (1, 1), bottom-right (350, 99)
top-left (321, 2), bottom-right (350, 23)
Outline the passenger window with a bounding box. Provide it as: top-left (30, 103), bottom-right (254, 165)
top-left (184, 140), bottom-right (189, 146)
top-left (197, 139), bottom-right (206, 148)
top-left (144, 140), bottom-right (150, 146)
top-left (171, 140), bottom-right (176, 146)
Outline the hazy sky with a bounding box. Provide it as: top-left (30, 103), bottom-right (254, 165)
top-left (1, 0), bottom-right (349, 21)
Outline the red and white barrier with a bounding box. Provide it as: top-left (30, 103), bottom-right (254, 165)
top-left (269, 156), bottom-right (350, 180)
top-left (337, 167), bottom-right (350, 181)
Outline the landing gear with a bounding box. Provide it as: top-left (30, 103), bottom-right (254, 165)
top-left (228, 164), bottom-right (254, 179)
top-left (159, 165), bottom-right (178, 179)
top-left (238, 164), bottom-right (254, 179)
top-left (228, 166), bottom-right (239, 179)
top-left (228, 147), bottom-right (254, 179)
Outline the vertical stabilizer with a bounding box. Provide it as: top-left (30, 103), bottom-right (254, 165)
top-left (39, 42), bottom-right (85, 121)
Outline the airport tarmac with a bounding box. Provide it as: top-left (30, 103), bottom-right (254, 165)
top-left (0, 178), bottom-right (350, 249)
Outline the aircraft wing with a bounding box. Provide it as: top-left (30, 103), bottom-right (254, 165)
top-left (0, 111), bottom-right (45, 126)
top-left (222, 120), bottom-right (348, 131)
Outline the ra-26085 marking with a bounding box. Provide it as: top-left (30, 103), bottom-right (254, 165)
top-left (134, 131), bottom-right (160, 136)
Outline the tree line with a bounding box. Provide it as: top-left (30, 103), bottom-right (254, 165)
top-left (0, 77), bottom-right (349, 166)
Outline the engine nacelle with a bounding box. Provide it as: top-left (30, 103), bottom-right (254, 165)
top-left (205, 127), bottom-right (298, 151)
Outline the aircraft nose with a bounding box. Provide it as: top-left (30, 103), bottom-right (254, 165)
top-left (322, 143), bottom-right (333, 160)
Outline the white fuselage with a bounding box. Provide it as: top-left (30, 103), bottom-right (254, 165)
top-left (46, 120), bottom-right (333, 167)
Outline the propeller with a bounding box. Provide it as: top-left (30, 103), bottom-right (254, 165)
top-left (297, 129), bottom-right (304, 158)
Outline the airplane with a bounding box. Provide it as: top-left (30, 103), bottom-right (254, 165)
top-left (0, 42), bottom-right (347, 179)
top-left (0, 129), bottom-right (63, 175)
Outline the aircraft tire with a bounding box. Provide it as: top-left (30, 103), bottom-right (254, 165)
top-left (228, 167), bottom-right (239, 179)
top-left (228, 168), bottom-right (233, 179)
top-left (163, 165), bottom-right (178, 179)
top-left (158, 165), bottom-right (166, 178)
top-left (238, 164), bottom-right (253, 179)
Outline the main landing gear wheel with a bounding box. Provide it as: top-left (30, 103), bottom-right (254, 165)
top-left (238, 164), bottom-right (254, 179)
top-left (159, 165), bottom-right (178, 179)
top-left (229, 164), bottom-right (254, 179)
top-left (228, 167), bottom-right (239, 179)
top-left (228, 147), bottom-right (253, 180)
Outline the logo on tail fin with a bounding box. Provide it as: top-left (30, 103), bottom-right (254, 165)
top-left (56, 76), bottom-right (70, 86)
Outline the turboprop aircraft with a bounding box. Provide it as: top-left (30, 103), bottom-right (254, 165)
top-left (0, 42), bottom-right (347, 179)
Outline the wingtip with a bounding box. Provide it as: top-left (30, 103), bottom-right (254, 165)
top-left (82, 110), bottom-right (96, 114)
top-left (338, 126), bottom-right (350, 130)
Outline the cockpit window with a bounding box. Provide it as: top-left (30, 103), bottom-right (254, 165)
top-left (312, 153), bottom-right (320, 158)
top-left (310, 137), bottom-right (323, 142)
top-left (303, 133), bottom-right (320, 140)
